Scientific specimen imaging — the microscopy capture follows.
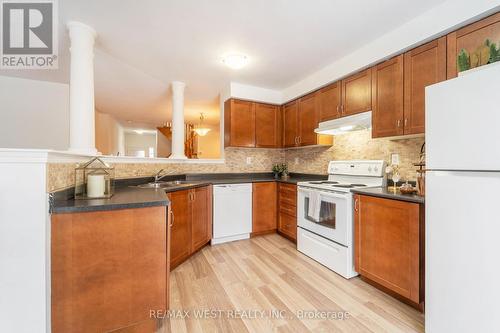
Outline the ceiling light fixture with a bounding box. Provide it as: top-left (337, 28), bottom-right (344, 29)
top-left (222, 54), bottom-right (248, 69)
top-left (193, 113), bottom-right (211, 136)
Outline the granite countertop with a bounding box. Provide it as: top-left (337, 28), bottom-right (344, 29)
top-left (351, 187), bottom-right (425, 204)
top-left (51, 186), bottom-right (170, 214)
top-left (51, 173), bottom-right (326, 213)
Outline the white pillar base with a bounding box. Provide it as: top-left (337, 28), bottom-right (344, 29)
top-left (169, 154), bottom-right (188, 160)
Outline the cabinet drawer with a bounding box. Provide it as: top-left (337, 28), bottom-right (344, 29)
top-left (279, 203), bottom-right (297, 217)
top-left (279, 194), bottom-right (296, 207)
top-left (279, 212), bottom-right (297, 240)
top-left (279, 184), bottom-right (297, 207)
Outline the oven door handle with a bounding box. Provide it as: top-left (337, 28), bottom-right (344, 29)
top-left (298, 187), bottom-right (348, 200)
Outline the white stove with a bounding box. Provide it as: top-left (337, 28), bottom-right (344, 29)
top-left (296, 160), bottom-right (386, 279)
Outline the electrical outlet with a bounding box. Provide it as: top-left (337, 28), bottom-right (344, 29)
top-left (246, 157), bottom-right (253, 165)
top-left (294, 157), bottom-right (299, 165)
top-left (391, 153), bottom-right (400, 165)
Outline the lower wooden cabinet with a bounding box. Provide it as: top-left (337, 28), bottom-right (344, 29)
top-left (278, 183), bottom-right (298, 241)
top-left (354, 194), bottom-right (424, 308)
top-left (252, 182), bottom-right (277, 235)
top-left (51, 206), bottom-right (170, 333)
top-left (169, 186), bottom-right (212, 269)
top-left (191, 186), bottom-right (213, 252)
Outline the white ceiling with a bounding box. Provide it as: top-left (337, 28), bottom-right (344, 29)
top-left (0, 0), bottom-right (447, 126)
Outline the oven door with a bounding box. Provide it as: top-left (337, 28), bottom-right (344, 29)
top-left (297, 187), bottom-right (352, 247)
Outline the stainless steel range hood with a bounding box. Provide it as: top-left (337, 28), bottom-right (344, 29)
top-left (314, 111), bottom-right (371, 135)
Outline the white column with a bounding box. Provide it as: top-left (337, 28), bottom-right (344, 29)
top-left (67, 21), bottom-right (98, 155)
top-left (170, 81), bottom-right (187, 159)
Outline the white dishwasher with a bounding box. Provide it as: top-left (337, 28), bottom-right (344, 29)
top-left (212, 183), bottom-right (252, 245)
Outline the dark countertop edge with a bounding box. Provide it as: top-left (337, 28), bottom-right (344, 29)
top-left (351, 187), bottom-right (425, 204)
top-left (50, 172), bottom-right (326, 213)
top-left (51, 188), bottom-right (169, 214)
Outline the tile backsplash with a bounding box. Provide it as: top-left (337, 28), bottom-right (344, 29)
top-left (47, 148), bottom-right (284, 192)
top-left (285, 130), bottom-right (424, 180)
top-left (47, 131), bottom-right (423, 192)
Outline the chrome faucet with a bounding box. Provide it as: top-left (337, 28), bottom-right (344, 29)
top-left (154, 169), bottom-right (168, 183)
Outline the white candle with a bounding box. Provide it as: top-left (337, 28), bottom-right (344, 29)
top-left (87, 174), bottom-right (105, 198)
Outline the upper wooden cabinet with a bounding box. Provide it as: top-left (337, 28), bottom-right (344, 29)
top-left (354, 194), bottom-right (423, 308)
top-left (252, 182), bottom-right (277, 235)
top-left (318, 82), bottom-right (342, 122)
top-left (317, 69), bottom-right (371, 122)
top-left (224, 99), bottom-right (281, 148)
top-left (283, 100), bottom-right (299, 147)
top-left (169, 186), bottom-right (212, 269)
top-left (447, 12), bottom-right (500, 79)
top-left (255, 103), bottom-right (281, 148)
top-left (298, 93), bottom-right (318, 146)
top-left (224, 99), bottom-right (255, 147)
top-left (372, 55), bottom-right (404, 138)
top-left (282, 94), bottom-right (333, 147)
top-left (342, 68), bottom-right (372, 117)
top-left (404, 37), bottom-right (447, 135)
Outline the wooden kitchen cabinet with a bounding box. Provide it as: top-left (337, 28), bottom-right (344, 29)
top-left (341, 68), bottom-right (372, 117)
top-left (191, 186), bottom-right (212, 253)
top-left (404, 37), bottom-right (447, 135)
top-left (283, 100), bottom-right (299, 147)
top-left (298, 93), bottom-right (319, 146)
top-left (255, 102), bottom-right (281, 147)
top-left (354, 194), bottom-right (424, 308)
top-left (282, 95), bottom-right (333, 147)
top-left (371, 55), bottom-right (405, 138)
top-left (224, 99), bottom-right (255, 147)
top-left (278, 183), bottom-right (297, 242)
top-left (447, 12), bottom-right (500, 79)
top-left (51, 206), bottom-right (170, 333)
top-left (252, 182), bottom-right (277, 235)
top-left (169, 189), bottom-right (191, 268)
top-left (169, 186), bottom-right (212, 269)
top-left (224, 98), bottom-right (281, 148)
top-left (318, 81), bottom-right (342, 122)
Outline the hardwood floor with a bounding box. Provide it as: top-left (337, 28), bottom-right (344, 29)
top-left (159, 234), bottom-right (424, 333)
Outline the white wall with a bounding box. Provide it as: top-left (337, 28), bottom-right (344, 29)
top-left (0, 158), bottom-right (50, 333)
top-left (0, 76), bottom-right (70, 150)
top-left (229, 82), bottom-right (282, 104)
top-left (197, 125), bottom-right (221, 159)
top-left (124, 132), bottom-right (156, 157)
top-left (156, 129), bottom-right (171, 158)
top-left (95, 111), bottom-right (124, 155)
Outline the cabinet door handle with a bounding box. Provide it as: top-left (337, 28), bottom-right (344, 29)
top-left (404, 118), bottom-right (408, 127)
top-left (354, 198), bottom-right (359, 212)
top-left (397, 119), bottom-right (401, 127)
top-left (170, 211), bottom-right (174, 227)
top-left (336, 105), bottom-right (341, 116)
top-left (298, 136), bottom-right (301, 144)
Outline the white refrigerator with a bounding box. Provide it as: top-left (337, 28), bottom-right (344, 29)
top-left (425, 62), bottom-right (500, 333)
